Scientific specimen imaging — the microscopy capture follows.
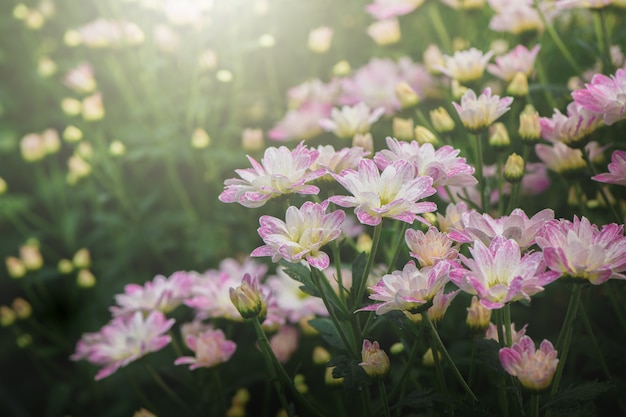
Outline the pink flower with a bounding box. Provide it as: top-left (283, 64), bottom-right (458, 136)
top-left (219, 142), bottom-right (325, 208)
top-left (487, 45), bottom-right (541, 82)
top-left (266, 267), bottom-right (329, 323)
top-left (436, 201), bottom-right (470, 233)
top-left (270, 326), bottom-right (299, 363)
top-left (251, 201), bottom-right (346, 270)
top-left (572, 68), bottom-right (626, 125)
top-left (175, 326), bottom-right (236, 370)
top-left (534, 141), bottom-right (586, 174)
top-left (592, 149), bottom-right (626, 186)
top-left (374, 137), bottom-right (477, 188)
top-left (365, 0), bottom-right (425, 20)
top-left (110, 271), bottom-right (193, 317)
top-left (71, 311), bottom-right (174, 380)
top-left (268, 103), bottom-right (331, 142)
top-left (554, 0), bottom-right (611, 9)
top-left (359, 340), bottom-right (390, 378)
top-left (76, 18), bottom-right (144, 48)
top-left (329, 159), bottom-right (436, 226)
top-left (63, 62), bottom-right (97, 94)
top-left (319, 102), bottom-right (385, 139)
top-left (499, 336), bottom-right (559, 391)
top-left (314, 145), bottom-right (370, 176)
top-left (485, 322), bottom-right (527, 344)
top-left (540, 102), bottom-right (602, 147)
top-left (434, 48), bottom-right (494, 83)
top-left (453, 88), bottom-right (513, 133)
top-left (405, 227), bottom-right (459, 267)
top-left (449, 208), bottom-right (554, 250)
top-left (359, 260), bottom-right (451, 315)
top-left (450, 236), bottom-right (560, 309)
top-left (488, 4), bottom-right (544, 35)
top-left (536, 216), bottom-right (626, 285)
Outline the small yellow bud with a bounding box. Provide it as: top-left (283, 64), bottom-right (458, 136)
top-left (229, 274), bottom-right (265, 319)
top-left (13, 4), bottom-right (29, 20)
top-left (72, 248), bottom-right (91, 269)
top-left (6, 256), bottom-right (26, 279)
top-left (216, 69), bottom-right (233, 83)
top-left (395, 81), bottom-right (420, 109)
top-left (133, 408), bottom-right (156, 417)
top-left (308, 26), bottom-right (333, 54)
top-left (430, 107), bottom-right (455, 133)
top-left (64, 29), bottom-right (82, 47)
top-left (356, 233), bottom-right (373, 254)
top-left (0, 177), bottom-right (7, 194)
top-left (422, 348), bottom-right (442, 367)
top-left (242, 128), bottom-right (264, 152)
top-left (298, 315), bottom-right (319, 336)
top-left (332, 60), bottom-right (351, 77)
top-left (466, 296), bottom-right (492, 331)
top-left (519, 110), bottom-right (541, 142)
top-left (20, 245), bottom-right (43, 270)
top-left (489, 122), bottom-right (510, 148)
top-left (109, 140), bottom-right (126, 156)
top-left (424, 44), bottom-right (444, 74)
top-left (82, 93), bottom-right (105, 121)
top-left (422, 212), bottom-right (438, 226)
top-left (226, 404), bottom-right (246, 417)
top-left (490, 39), bottom-right (509, 55)
top-left (294, 374), bottom-right (308, 394)
top-left (24, 10), bottom-right (45, 30)
top-left (390, 342), bottom-right (404, 355)
top-left (312, 346), bottom-right (331, 365)
top-left (58, 259), bottom-right (74, 274)
top-left (232, 388), bottom-right (250, 406)
top-left (392, 117), bottom-right (414, 141)
top-left (453, 37), bottom-right (470, 51)
top-left (0, 306), bottom-right (16, 327)
top-left (61, 98), bottom-right (82, 116)
top-left (16, 333), bottom-right (33, 348)
top-left (42, 128), bottom-right (60, 154)
top-left (360, 340), bottom-right (390, 379)
top-left (507, 72), bottom-right (529, 97)
top-left (77, 269), bottom-right (96, 288)
top-left (62, 125), bottom-right (83, 142)
top-left (414, 126), bottom-right (438, 145)
top-left (325, 366), bottom-right (344, 386)
top-left (352, 133), bottom-right (374, 153)
top-left (37, 56), bottom-right (57, 78)
top-left (504, 153), bottom-right (525, 183)
top-left (451, 80), bottom-right (468, 100)
top-left (191, 128), bottom-right (211, 149)
top-left (367, 18), bottom-right (401, 45)
top-left (12, 298), bottom-right (32, 319)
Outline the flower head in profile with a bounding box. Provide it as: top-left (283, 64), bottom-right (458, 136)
top-left (266, 267), bottom-right (329, 323)
top-left (329, 159), bottom-right (436, 226)
top-left (359, 340), bottom-right (390, 379)
top-left (453, 88), bottom-right (513, 133)
top-left (592, 150), bottom-right (626, 186)
top-left (435, 48), bottom-right (494, 83)
top-left (110, 271), bottom-right (193, 317)
top-left (374, 137), bottom-right (477, 188)
top-left (359, 260), bottom-right (451, 315)
top-left (536, 216), bottom-right (626, 285)
top-left (489, 3), bottom-right (544, 35)
top-left (251, 201), bottom-right (345, 270)
top-left (365, 0), bottom-right (425, 20)
top-left (499, 335), bottom-right (558, 391)
top-left (450, 236), bottom-right (560, 309)
top-left (466, 296), bottom-right (492, 331)
top-left (314, 145), bottom-right (370, 177)
top-left (534, 142), bottom-right (586, 175)
top-left (71, 311), bottom-right (174, 380)
top-left (572, 68), bottom-right (626, 126)
top-left (485, 322), bottom-right (527, 344)
top-left (487, 45), bottom-right (541, 82)
top-left (229, 274), bottom-right (267, 319)
top-left (318, 102), bottom-right (385, 139)
top-left (405, 227), bottom-right (459, 267)
top-left (540, 102), bottom-right (602, 148)
top-left (175, 325), bottom-right (236, 370)
top-left (219, 142), bottom-right (325, 208)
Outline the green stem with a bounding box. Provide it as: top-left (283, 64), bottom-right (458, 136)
top-left (212, 369), bottom-right (227, 417)
top-left (352, 222), bottom-right (382, 311)
top-left (471, 132), bottom-right (488, 211)
top-left (605, 281), bottom-right (626, 334)
top-left (503, 304), bottom-right (513, 347)
top-left (422, 311), bottom-right (478, 402)
top-left (550, 283), bottom-right (582, 396)
top-left (378, 381), bottom-right (392, 417)
top-left (145, 363), bottom-right (196, 417)
top-left (530, 392), bottom-right (539, 417)
top-left (578, 302), bottom-right (611, 381)
top-left (594, 9), bottom-right (613, 74)
top-left (428, 2), bottom-right (452, 52)
top-left (331, 240), bottom-right (346, 302)
top-left (386, 222), bottom-right (409, 274)
top-left (425, 321), bottom-right (453, 416)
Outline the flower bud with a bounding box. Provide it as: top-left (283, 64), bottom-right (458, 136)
top-left (504, 153), bottom-right (525, 183)
top-left (0, 177), bottom-right (7, 195)
top-left (352, 133), bottom-right (373, 153)
top-left (62, 125), bottom-right (83, 142)
top-left (20, 244), bottom-right (43, 270)
top-left (294, 374), bottom-right (308, 394)
top-left (424, 44), bottom-right (445, 74)
top-left (37, 56), bottom-right (57, 78)
top-left (313, 346), bottom-right (331, 365)
top-left (82, 93), bottom-right (105, 121)
top-left (414, 126), bottom-right (438, 145)
top-left (332, 60), bottom-right (352, 77)
top-left (77, 269), bottom-right (96, 288)
top-left (61, 98), bottom-right (82, 116)
top-left (191, 128), bottom-right (211, 149)
top-left (507, 72), bottom-right (529, 97)
top-left (12, 298), bottom-right (32, 319)
top-left (6, 256), bottom-right (26, 279)
top-left (0, 306), bottom-right (16, 327)
top-left (395, 81), bottom-right (420, 109)
top-left (133, 408), bottom-right (156, 417)
top-left (519, 107), bottom-right (541, 142)
top-left (422, 348), bottom-right (442, 367)
top-left (109, 140), bottom-right (126, 156)
top-left (466, 296), bottom-right (491, 332)
top-left (72, 248), bottom-right (91, 269)
top-left (16, 333), bottom-right (32, 348)
top-left (308, 26), bottom-right (333, 54)
top-left (367, 18), bottom-right (400, 45)
top-left (390, 342), bottom-right (404, 355)
top-left (229, 274), bottom-right (266, 319)
top-left (242, 128), bottom-right (264, 152)
top-left (359, 340), bottom-right (390, 379)
top-left (430, 107), bottom-right (455, 133)
top-left (392, 117), bottom-right (414, 141)
top-left (325, 366), bottom-right (344, 386)
top-left (356, 233), bottom-right (373, 254)
top-left (489, 122), bottom-right (510, 148)
top-left (58, 259), bottom-right (74, 274)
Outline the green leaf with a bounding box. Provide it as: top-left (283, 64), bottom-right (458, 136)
top-left (308, 317), bottom-right (344, 350)
top-left (348, 252), bottom-right (367, 307)
top-left (328, 355), bottom-right (370, 391)
top-left (279, 260), bottom-right (319, 297)
top-left (544, 380), bottom-right (613, 412)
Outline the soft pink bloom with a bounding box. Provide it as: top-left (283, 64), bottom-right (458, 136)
top-left (572, 68), bottom-right (626, 125)
top-left (63, 62), bottom-right (97, 94)
top-left (521, 162), bottom-right (551, 196)
top-left (174, 326), bottom-right (236, 370)
top-left (540, 102), bottom-right (602, 146)
top-left (359, 340), bottom-right (390, 378)
top-left (499, 335), bottom-right (559, 391)
top-left (270, 326), bottom-right (299, 363)
top-left (534, 141), bottom-right (586, 174)
top-left (453, 88), bottom-right (513, 133)
top-left (251, 201), bottom-right (345, 270)
top-left (319, 102), bottom-right (385, 139)
top-left (434, 48), bottom-right (494, 83)
top-left (374, 137), bottom-right (477, 188)
top-left (359, 260), bottom-right (451, 314)
top-left (407, 287), bottom-right (460, 323)
top-left (313, 145), bottom-right (370, 176)
top-left (307, 26), bottom-right (333, 53)
top-left (219, 142), bottom-right (325, 208)
top-left (536, 216), bottom-right (626, 284)
top-left (449, 208), bottom-right (554, 250)
top-left (488, 4), bottom-right (544, 35)
top-left (592, 149), bottom-right (626, 186)
top-left (329, 159), bottom-right (436, 226)
top-left (110, 271), bottom-right (193, 317)
top-left (365, 0), bottom-right (425, 19)
top-left (487, 45), bottom-right (541, 82)
top-left (76, 18), bottom-right (144, 48)
top-left (71, 311), bottom-right (174, 380)
top-left (554, 0), bottom-right (611, 9)
top-left (485, 322), bottom-right (527, 344)
top-left (266, 267), bottom-right (328, 323)
top-left (405, 227), bottom-right (459, 267)
top-left (287, 79), bottom-right (339, 110)
top-left (229, 274), bottom-right (267, 319)
top-left (268, 102), bottom-right (331, 142)
top-left (366, 18), bottom-right (401, 45)
top-left (436, 202), bottom-right (470, 233)
top-left (450, 236), bottom-right (560, 309)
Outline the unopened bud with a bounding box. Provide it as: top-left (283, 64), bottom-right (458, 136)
top-left (325, 366), bottom-right (344, 386)
top-left (451, 80), bottom-right (468, 100)
top-left (507, 72), bottom-right (529, 97)
top-left (519, 108), bottom-right (541, 142)
top-left (390, 342), bottom-right (404, 355)
top-left (313, 346), bottom-right (331, 365)
top-left (332, 60), bottom-right (351, 77)
top-left (72, 248), bottom-right (91, 269)
top-left (392, 117), bottom-right (414, 141)
top-left (6, 256), bottom-right (26, 279)
top-left (229, 274), bottom-right (265, 319)
top-left (422, 347), bottom-right (442, 367)
top-left (489, 122), bottom-right (510, 148)
top-left (359, 340), bottom-right (390, 379)
top-left (0, 306), bottom-right (16, 326)
top-left (16, 333), bottom-right (32, 348)
top-left (133, 408), bottom-right (156, 417)
top-left (0, 177), bottom-right (7, 195)
top-left (395, 81), bottom-right (420, 109)
top-left (414, 126), bottom-right (438, 145)
top-left (466, 296), bottom-right (492, 331)
top-left (307, 26), bottom-right (333, 54)
top-left (352, 133), bottom-right (373, 153)
top-left (12, 298), bottom-right (32, 319)
top-left (242, 128), bottom-right (264, 152)
top-left (61, 98), bottom-right (82, 116)
top-left (294, 374), bottom-right (308, 394)
top-left (77, 269), bottom-right (96, 288)
top-left (430, 107), bottom-right (455, 133)
top-left (191, 128), bottom-right (211, 149)
top-left (232, 388), bottom-right (250, 406)
top-left (356, 233), bottom-right (373, 254)
top-left (20, 245), bottom-right (43, 270)
top-left (58, 259), bottom-right (74, 274)
top-left (62, 125), bottom-right (83, 142)
top-left (504, 153), bottom-right (525, 183)
top-left (367, 18), bottom-right (400, 45)
top-left (109, 140), bottom-right (126, 156)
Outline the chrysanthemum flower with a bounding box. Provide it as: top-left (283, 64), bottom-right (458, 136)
top-left (488, 3), bottom-right (544, 35)
top-left (449, 208), bottom-right (554, 250)
top-left (266, 267), bottom-right (329, 323)
top-left (110, 271), bottom-right (193, 317)
top-left (63, 62), bottom-right (97, 94)
top-left (318, 102), bottom-right (385, 139)
top-left (539, 102), bottom-right (602, 148)
top-left (219, 142), bottom-right (326, 208)
top-left (71, 311), bottom-right (174, 380)
top-left (329, 159), bottom-right (436, 226)
top-left (554, 0), bottom-right (611, 10)
top-left (374, 137), bottom-right (477, 188)
top-left (536, 216), bottom-right (626, 285)
top-left (270, 326), bottom-right (300, 363)
top-left (499, 336), bottom-right (559, 391)
top-left (404, 287), bottom-right (460, 323)
top-left (175, 326), bottom-right (236, 370)
top-left (251, 201), bottom-right (345, 270)
top-left (365, 0), bottom-right (425, 20)
top-left (440, 0), bottom-right (486, 10)
top-left (534, 142), bottom-right (586, 175)
top-left (359, 340), bottom-right (390, 379)
top-left (572, 68), bottom-right (626, 126)
top-left (485, 321), bottom-right (527, 344)
top-left (453, 88), bottom-right (513, 133)
top-left (450, 236), bottom-right (560, 309)
top-left (435, 48), bottom-right (494, 83)
top-left (359, 260), bottom-right (451, 314)
top-left (487, 45), bottom-right (541, 82)
top-left (592, 149), bottom-right (626, 186)
top-left (405, 226), bottom-right (459, 267)
top-left (267, 103), bottom-right (331, 142)
top-left (313, 145), bottom-right (370, 177)
top-left (436, 201), bottom-right (470, 233)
